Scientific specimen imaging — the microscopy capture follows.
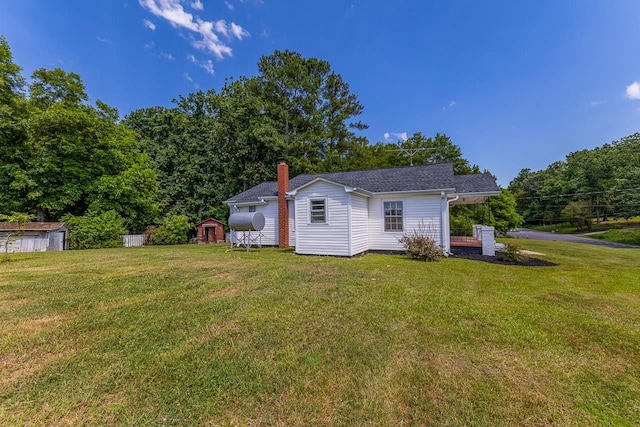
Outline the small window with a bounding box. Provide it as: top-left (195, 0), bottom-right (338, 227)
top-left (248, 206), bottom-right (256, 212)
top-left (310, 199), bottom-right (326, 223)
top-left (384, 201), bottom-right (403, 232)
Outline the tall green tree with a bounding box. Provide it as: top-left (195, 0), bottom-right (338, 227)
top-left (509, 133), bottom-right (640, 227)
top-left (0, 56), bottom-right (158, 230)
top-left (254, 50), bottom-right (368, 175)
top-left (127, 50), bottom-right (369, 222)
top-left (0, 36), bottom-right (28, 214)
top-left (344, 132), bottom-right (479, 173)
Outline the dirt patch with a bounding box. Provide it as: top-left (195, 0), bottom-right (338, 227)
top-left (2, 348), bottom-right (76, 386)
top-left (454, 252), bottom-right (557, 267)
top-left (208, 284), bottom-right (239, 298)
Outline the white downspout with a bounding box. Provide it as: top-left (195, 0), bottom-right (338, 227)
top-left (443, 194), bottom-right (459, 255)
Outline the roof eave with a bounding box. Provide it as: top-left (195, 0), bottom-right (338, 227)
top-left (226, 199), bottom-right (272, 208)
top-left (370, 187), bottom-right (456, 197)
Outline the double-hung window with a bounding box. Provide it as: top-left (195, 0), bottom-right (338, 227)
top-left (384, 201), bottom-right (403, 231)
top-left (310, 198), bottom-right (326, 223)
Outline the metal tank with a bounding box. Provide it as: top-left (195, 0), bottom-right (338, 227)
top-left (228, 212), bottom-right (265, 231)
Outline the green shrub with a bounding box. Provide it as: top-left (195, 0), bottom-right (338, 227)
top-left (151, 214), bottom-right (191, 245)
top-left (501, 242), bottom-right (523, 263)
top-left (450, 214), bottom-right (474, 237)
top-left (62, 211), bottom-right (127, 250)
top-left (398, 227), bottom-right (443, 262)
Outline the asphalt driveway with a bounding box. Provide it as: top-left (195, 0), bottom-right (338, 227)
top-left (507, 229), bottom-right (640, 249)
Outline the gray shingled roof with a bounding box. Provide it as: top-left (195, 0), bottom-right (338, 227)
top-left (453, 173), bottom-right (500, 194)
top-left (226, 163), bottom-right (499, 204)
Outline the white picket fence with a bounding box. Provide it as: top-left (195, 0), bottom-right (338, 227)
top-left (122, 234), bottom-right (147, 247)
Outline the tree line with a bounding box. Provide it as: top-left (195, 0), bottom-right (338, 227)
top-left (1, 35), bottom-right (520, 246)
top-left (508, 133), bottom-right (640, 228)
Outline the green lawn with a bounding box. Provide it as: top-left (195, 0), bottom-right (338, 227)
top-left (586, 228), bottom-right (640, 246)
top-left (1, 242), bottom-right (639, 425)
top-left (530, 217), bottom-right (640, 234)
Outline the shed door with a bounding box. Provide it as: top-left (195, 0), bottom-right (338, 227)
top-left (205, 226), bottom-right (217, 243)
top-left (48, 232), bottom-right (64, 251)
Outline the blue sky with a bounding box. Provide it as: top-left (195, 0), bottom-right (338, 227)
top-left (1, 0), bottom-right (639, 186)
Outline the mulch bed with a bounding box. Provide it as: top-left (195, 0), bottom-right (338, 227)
top-left (453, 252), bottom-right (558, 267)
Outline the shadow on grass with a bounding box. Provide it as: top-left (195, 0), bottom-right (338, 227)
top-left (453, 252), bottom-right (558, 267)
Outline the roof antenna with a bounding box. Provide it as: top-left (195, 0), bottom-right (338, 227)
top-left (387, 146), bottom-right (435, 166)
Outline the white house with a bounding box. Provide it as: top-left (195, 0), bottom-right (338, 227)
top-left (225, 162), bottom-right (500, 256)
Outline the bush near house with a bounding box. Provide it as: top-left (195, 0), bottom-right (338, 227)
top-left (398, 226), bottom-right (443, 261)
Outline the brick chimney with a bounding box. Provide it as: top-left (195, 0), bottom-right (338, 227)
top-left (277, 161), bottom-right (290, 248)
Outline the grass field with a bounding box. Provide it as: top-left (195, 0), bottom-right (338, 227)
top-left (530, 217), bottom-right (640, 235)
top-left (586, 228), bottom-right (640, 246)
top-left (1, 242), bottom-right (639, 425)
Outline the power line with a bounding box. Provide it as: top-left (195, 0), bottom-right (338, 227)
top-left (515, 187), bottom-right (640, 200)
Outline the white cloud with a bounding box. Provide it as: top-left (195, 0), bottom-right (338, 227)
top-left (213, 20), bottom-right (230, 38)
top-left (384, 132), bottom-right (408, 143)
top-left (187, 54), bottom-right (214, 75)
top-left (160, 52), bottom-right (175, 60)
top-left (442, 100), bottom-right (457, 110)
top-left (588, 100), bottom-right (604, 107)
top-left (626, 81), bottom-right (640, 100)
top-left (145, 41), bottom-right (155, 49)
top-left (143, 19), bottom-right (156, 30)
top-left (201, 59), bottom-right (214, 75)
top-left (225, 1), bottom-right (234, 10)
top-left (190, 0), bottom-right (204, 10)
top-left (184, 72), bottom-right (200, 89)
top-left (139, 0), bottom-right (250, 59)
top-left (230, 22), bottom-right (250, 40)
top-left (96, 36), bottom-right (112, 44)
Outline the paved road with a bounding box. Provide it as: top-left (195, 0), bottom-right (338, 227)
top-left (507, 229), bottom-right (640, 249)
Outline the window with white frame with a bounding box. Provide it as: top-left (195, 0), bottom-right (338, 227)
top-left (310, 198), bottom-right (326, 223)
top-left (384, 201), bottom-right (403, 231)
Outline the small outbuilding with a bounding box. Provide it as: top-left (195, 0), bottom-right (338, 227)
top-left (0, 222), bottom-right (68, 252)
top-left (196, 218), bottom-right (225, 243)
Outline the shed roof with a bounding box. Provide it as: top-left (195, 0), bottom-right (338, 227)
top-left (226, 163), bottom-right (499, 204)
top-left (196, 218), bottom-right (226, 227)
top-left (0, 222), bottom-right (66, 232)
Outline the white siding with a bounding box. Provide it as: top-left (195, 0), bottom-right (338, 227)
top-left (368, 195), bottom-right (442, 251)
top-left (294, 182), bottom-right (350, 256)
top-left (288, 200), bottom-right (295, 247)
top-left (349, 194), bottom-right (369, 256)
top-left (1, 236), bottom-right (48, 253)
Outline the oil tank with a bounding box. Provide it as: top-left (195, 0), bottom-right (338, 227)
top-left (228, 212), bottom-right (265, 231)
